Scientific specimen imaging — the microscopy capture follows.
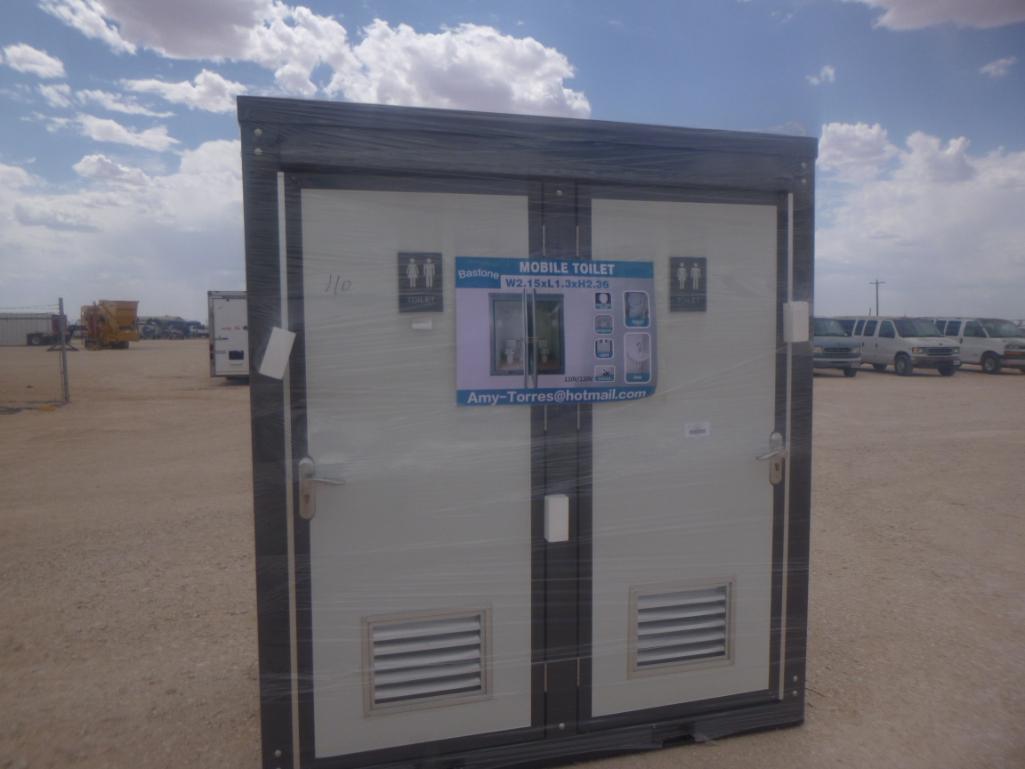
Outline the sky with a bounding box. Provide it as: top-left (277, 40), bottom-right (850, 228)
top-left (1, 0), bottom-right (1023, 321)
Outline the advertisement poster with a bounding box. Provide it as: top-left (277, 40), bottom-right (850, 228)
top-left (455, 257), bottom-right (657, 406)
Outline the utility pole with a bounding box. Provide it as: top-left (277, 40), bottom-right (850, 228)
top-left (869, 279), bottom-right (885, 316)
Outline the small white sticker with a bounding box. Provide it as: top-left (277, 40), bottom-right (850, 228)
top-left (685, 421), bottom-right (711, 438)
top-left (411, 318), bottom-right (433, 331)
top-left (258, 326), bottom-right (296, 380)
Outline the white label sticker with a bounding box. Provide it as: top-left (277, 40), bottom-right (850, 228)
top-left (258, 326), bottom-right (296, 380)
top-left (685, 421), bottom-right (711, 438)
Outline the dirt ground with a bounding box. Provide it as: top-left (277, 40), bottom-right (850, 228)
top-left (1, 340), bottom-right (1023, 769)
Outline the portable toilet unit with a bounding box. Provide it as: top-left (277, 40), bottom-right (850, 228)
top-left (239, 96), bottom-right (815, 769)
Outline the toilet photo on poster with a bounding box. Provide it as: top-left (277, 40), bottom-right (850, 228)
top-left (594, 314), bottom-right (613, 335)
top-left (624, 290), bottom-right (650, 328)
top-left (595, 291), bottom-right (612, 310)
top-left (624, 332), bottom-right (651, 382)
top-left (594, 338), bottom-right (613, 359)
top-left (489, 294), bottom-right (525, 375)
top-left (594, 364), bottom-right (615, 383)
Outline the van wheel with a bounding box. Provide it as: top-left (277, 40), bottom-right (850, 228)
top-left (938, 364), bottom-right (956, 377)
top-left (27, 333), bottom-right (43, 346)
top-left (843, 367), bottom-right (858, 378)
top-left (982, 353), bottom-right (1002, 374)
top-left (894, 354), bottom-right (913, 376)
top-left (872, 364), bottom-right (887, 372)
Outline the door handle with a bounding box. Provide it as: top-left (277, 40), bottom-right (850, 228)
top-left (757, 432), bottom-right (786, 486)
top-left (298, 456), bottom-right (345, 520)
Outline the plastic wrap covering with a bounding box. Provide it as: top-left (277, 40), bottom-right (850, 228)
top-left (238, 96), bottom-right (816, 769)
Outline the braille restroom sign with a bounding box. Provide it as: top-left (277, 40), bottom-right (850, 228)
top-left (398, 252), bottom-right (443, 312)
top-left (669, 257), bottom-right (707, 312)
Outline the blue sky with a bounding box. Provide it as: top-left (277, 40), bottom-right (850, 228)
top-left (1, 0), bottom-right (1024, 320)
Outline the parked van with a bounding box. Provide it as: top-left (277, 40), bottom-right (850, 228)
top-left (208, 290), bottom-right (249, 379)
top-left (930, 318), bottom-right (1025, 374)
top-left (838, 316), bottom-right (959, 376)
top-left (813, 317), bottom-right (861, 377)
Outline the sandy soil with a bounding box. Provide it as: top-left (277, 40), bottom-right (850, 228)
top-left (0, 346), bottom-right (67, 407)
top-left (1, 340), bottom-right (1023, 769)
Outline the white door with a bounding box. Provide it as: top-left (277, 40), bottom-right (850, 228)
top-left (589, 198), bottom-right (780, 717)
top-left (299, 188), bottom-right (534, 757)
top-left (861, 320), bottom-right (881, 364)
top-left (877, 320), bottom-right (898, 366)
top-left (960, 320), bottom-right (987, 364)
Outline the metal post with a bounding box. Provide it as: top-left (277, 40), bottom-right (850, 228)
top-left (58, 297), bottom-right (70, 402)
top-left (869, 279), bottom-right (885, 316)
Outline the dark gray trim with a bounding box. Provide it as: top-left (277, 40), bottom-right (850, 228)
top-left (239, 97), bottom-right (815, 191)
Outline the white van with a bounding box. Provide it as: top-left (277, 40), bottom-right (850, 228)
top-left (931, 318), bottom-right (1025, 374)
top-left (813, 317), bottom-right (861, 377)
top-left (839, 316), bottom-right (959, 376)
top-left (208, 290), bottom-right (249, 378)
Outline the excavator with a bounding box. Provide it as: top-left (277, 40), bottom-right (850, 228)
top-left (80, 300), bottom-right (140, 349)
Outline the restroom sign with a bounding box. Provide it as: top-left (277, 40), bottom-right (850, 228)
top-left (670, 257), bottom-right (707, 312)
top-left (398, 252), bottom-right (443, 312)
top-left (454, 257), bottom-right (657, 406)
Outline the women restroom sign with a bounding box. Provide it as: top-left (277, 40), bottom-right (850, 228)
top-left (455, 257), bottom-right (657, 406)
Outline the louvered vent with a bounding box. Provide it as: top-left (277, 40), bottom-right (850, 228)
top-left (365, 610), bottom-right (490, 712)
top-left (631, 584), bottom-right (731, 673)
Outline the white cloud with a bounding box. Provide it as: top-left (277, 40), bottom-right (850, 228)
top-left (43, 2), bottom-right (591, 117)
top-left (44, 0), bottom-right (264, 59)
top-left (75, 114), bottom-right (179, 151)
top-left (0, 140), bottom-right (243, 318)
top-left (73, 153), bottom-right (152, 185)
top-left (0, 163), bottom-right (39, 189)
top-left (806, 64), bottom-right (836, 86)
top-left (330, 20), bottom-right (591, 117)
top-left (1, 43), bottom-right (66, 78)
top-left (850, 0), bottom-right (1025, 29)
top-left (38, 82), bottom-right (73, 108)
top-left (78, 89), bottom-right (173, 117)
top-left (38, 0), bottom-right (137, 54)
top-left (817, 123), bottom-right (1025, 319)
top-left (14, 200), bottom-right (98, 231)
top-left (121, 69), bottom-right (246, 113)
top-left (980, 56), bottom-right (1017, 78)
top-left (818, 122), bottom-right (898, 181)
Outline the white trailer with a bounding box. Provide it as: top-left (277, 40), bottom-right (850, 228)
top-left (0, 313), bottom-right (56, 346)
top-left (207, 291), bottom-right (249, 378)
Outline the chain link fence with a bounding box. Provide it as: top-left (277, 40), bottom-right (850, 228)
top-left (0, 299), bottom-right (72, 412)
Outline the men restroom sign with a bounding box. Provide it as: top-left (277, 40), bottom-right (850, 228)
top-left (455, 256), bottom-right (657, 405)
top-left (398, 252), bottom-right (443, 312)
top-left (670, 256), bottom-right (707, 312)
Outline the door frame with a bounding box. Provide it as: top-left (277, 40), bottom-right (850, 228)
top-left (241, 97), bottom-right (816, 769)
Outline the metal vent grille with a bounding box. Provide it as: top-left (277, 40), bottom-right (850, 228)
top-left (631, 584), bottom-right (731, 673)
top-left (365, 610), bottom-right (490, 712)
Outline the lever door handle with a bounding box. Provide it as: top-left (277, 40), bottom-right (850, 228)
top-left (298, 457), bottom-right (345, 520)
top-left (758, 432), bottom-right (786, 486)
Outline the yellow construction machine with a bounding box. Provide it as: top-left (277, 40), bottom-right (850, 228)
top-left (81, 300), bottom-right (140, 349)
